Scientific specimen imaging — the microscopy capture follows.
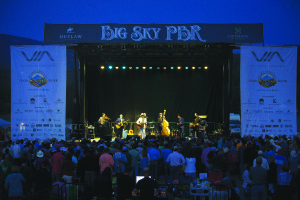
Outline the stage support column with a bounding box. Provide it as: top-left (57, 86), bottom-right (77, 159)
top-left (79, 56), bottom-right (86, 126)
top-left (222, 54), bottom-right (230, 135)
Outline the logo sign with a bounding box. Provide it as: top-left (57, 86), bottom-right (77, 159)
top-left (258, 72), bottom-right (277, 88)
top-left (21, 51), bottom-right (54, 61)
top-left (251, 51), bottom-right (284, 62)
top-left (29, 71), bottom-right (47, 87)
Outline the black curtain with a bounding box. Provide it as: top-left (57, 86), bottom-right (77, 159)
top-left (86, 64), bottom-right (224, 125)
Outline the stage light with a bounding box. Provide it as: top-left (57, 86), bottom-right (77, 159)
top-left (129, 67), bottom-right (132, 69)
top-left (108, 66), bottom-right (113, 69)
top-left (101, 66), bottom-right (105, 69)
top-left (136, 67), bottom-right (139, 69)
top-left (170, 67), bottom-right (174, 69)
top-left (163, 67), bottom-right (167, 70)
top-left (143, 66), bottom-right (146, 69)
top-left (177, 66), bottom-right (181, 69)
top-left (122, 66), bottom-right (126, 69)
top-left (115, 66), bottom-right (119, 69)
top-left (157, 67), bottom-right (160, 69)
top-left (198, 67), bottom-right (201, 69)
top-left (149, 67), bottom-right (152, 69)
top-left (185, 67), bottom-right (188, 69)
top-left (192, 67), bottom-right (195, 70)
top-left (204, 66), bottom-right (208, 69)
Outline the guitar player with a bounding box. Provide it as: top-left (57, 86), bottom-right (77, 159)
top-left (136, 113), bottom-right (147, 139)
top-left (191, 113), bottom-right (202, 138)
top-left (177, 114), bottom-right (184, 137)
top-left (115, 114), bottom-right (126, 138)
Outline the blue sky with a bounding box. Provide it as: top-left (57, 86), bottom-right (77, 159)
top-left (1, 0), bottom-right (300, 45)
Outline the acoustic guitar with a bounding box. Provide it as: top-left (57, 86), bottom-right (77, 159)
top-left (116, 119), bottom-right (129, 129)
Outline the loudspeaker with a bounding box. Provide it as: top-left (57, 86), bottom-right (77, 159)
top-left (87, 134), bottom-right (95, 139)
top-left (102, 135), bottom-right (112, 142)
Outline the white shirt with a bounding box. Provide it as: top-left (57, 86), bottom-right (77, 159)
top-left (253, 156), bottom-right (269, 170)
top-left (184, 157), bottom-right (196, 173)
top-left (12, 144), bottom-right (21, 158)
top-left (136, 117), bottom-right (147, 128)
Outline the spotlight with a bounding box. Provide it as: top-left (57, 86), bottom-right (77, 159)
top-left (149, 67), bottom-right (152, 69)
top-left (122, 66), bottom-right (126, 69)
top-left (143, 66), bottom-right (146, 69)
top-left (198, 67), bottom-right (201, 69)
top-left (115, 66), bottom-right (119, 69)
top-left (136, 67), bottom-right (139, 69)
top-left (177, 66), bottom-right (181, 69)
top-left (163, 67), bottom-right (167, 70)
top-left (192, 67), bottom-right (195, 70)
top-left (101, 66), bottom-right (105, 69)
top-left (170, 67), bottom-right (174, 69)
top-left (157, 67), bottom-right (160, 69)
top-left (108, 66), bottom-right (113, 69)
top-left (204, 66), bottom-right (208, 69)
top-left (185, 67), bottom-right (188, 69)
top-left (129, 67), bottom-right (132, 69)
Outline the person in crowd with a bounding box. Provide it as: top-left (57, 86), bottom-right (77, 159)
top-left (50, 146), bottom-right (65, 182)
top-left (267, 155), bottom-right (277, 196)
top-left (139, 148), bottom-right (149, 176)
top-left (3, 143), bottom-right (13, 157)
top-left (117, 166), bottom-right (136, 200)
top-left (242, 163), bottom-right (252, 200)
top-left (135, 167), bottom-right (160, 200)
top-left (288, 150), bottom-right (299, 174)
top-left (62, 153), bottom-right (75, 183)
top-left (184, 149), bottom-right (196, 179)
top-left (122, 146), bottom-right (132, 167)
top-left (274, 163), bottom-right (292, 200)
top-left (274, 149), bottom-right (288, 173)
top-left (129, 143), bottom-right (140, 178)
top-left (166, 146), bottom-right (185, 180)
top-left (253, 150), bottom-right (269, 170)
top-left (161, 143), bottom-right (172, 177)
top-left (148, 143), bottom-right (161, 180)
top-left (81, 147), bottom-right (98, 188)
top-left (33, 161), bottom-right (52, 200)
top-left (34, 150), bottom-right (46, 170)
top-left (99, 148), bottom-right (114, 174)
top-left (238, 139), bottom-right (247, 178)
top-left (114, 148), bottom-right (127, 176)
top-left (249, 156), bottom-right (267, 200)
top-left (201, 143), bottom-right (211, 170)
top-left (19, 157), bottom-right (32, 197)
top-left (94, 167), bottom-right (113, 200)
top-left (4, 165), bottom-right (25, 199)
top-left (12, 140), bottom-right (21, 162)
top-left (223, 147), bottom-right (233, 186)
top-left (209, 149), bottom-right (225, 173)
top-left (230, 179), bottom-right (242, 200)
top-left (0, 154), bottom-right (13, 185)
top-left (136, 143), bottom-right (143, 154)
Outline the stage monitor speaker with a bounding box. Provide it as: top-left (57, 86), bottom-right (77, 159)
top-left (102, 135), bottom-right (112, 142)
top-left (87, 134), bottom-right (95, 139)
top-left (126, 135), bottom-right (140, 141)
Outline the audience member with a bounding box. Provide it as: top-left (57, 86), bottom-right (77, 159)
top-left (135, 167), bottom-right (160, 200)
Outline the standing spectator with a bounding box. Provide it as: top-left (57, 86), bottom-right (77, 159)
top-left (3, 143), bottom-right (13, 157)
top-left (249, 157), bottom-right (267, 200)
top-left (99, 148), bottom-right (114, 174)
top-left (50, 147), bottom-right (65, 182)
top-left (224, 147), bottom-right (233, 185)
top-left (274, 149), bottom-right (288, 173)
top-left (62, 153), bottom-right (75, 183)
top-left (94, 167), bottom-right (113, 200)
top-left (275, 163), bottom-right (292, 200)
top-left (33, 161), bottom-right (52, 200)
top-left (19, 157), bottom-right (32, 197)
top-left (201, 143), bottom-right (211, 169)
top-left (288, 150), bottom-right (299, 174)
top-left (0, 154), bottom-right (13, 186)
top-left (139, 148), bottom-right (149, 175)
top-left (81, 148), bottom-right (98, 187)
top-left (161, 143), bottom-right (172, 177)
top-left (253, 150), bottom-right (269, 170)
top-left (238, 139), bottom-right (247, 178)
top-left (4, 165), bottom-right (25, 198)
top-left (148, 144), bottom-right (160, 180)
top-left (184, 150), bottom-right (196, 179)
top-left (12, 140), bottom-right (21, 161)
top-left (242, 163), bottom-right (252, 200)
top-left (117, 166), bottom-right (136, 200)
top-left (122, 146), bottom-right (132, 167)
top-left (136, 143), bottom-right (143, 154)
top-left (113, 148), bottom-right (127, 176)
top-left (129, 143), bottom-right (140, 178)
top-left (34, 150), bottom-right (46, 171)
top-left (135, 167), bottom-right (160, 200)
top-left (166, 146), bottom-right (185, 180)
top-left (267, 156), bottom-right (277, 195)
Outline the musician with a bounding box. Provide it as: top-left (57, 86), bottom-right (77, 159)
top-left (136, 113), bottom-right (147, 139)
top-left (115, 114), bottom-right (126, 138)
top-left (191, 113), bottom-right (202, 138)
top-left (157, 113), bottom-right (163, 135)
top-left (177, 114), bottom-right (184, 137)
top-left (98, 113), bottom-right (109, 138)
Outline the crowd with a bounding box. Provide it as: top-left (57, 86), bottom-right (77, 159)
top-left (0, 133), bottom-right (299, 200)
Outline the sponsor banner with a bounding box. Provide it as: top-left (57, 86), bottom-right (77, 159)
top-left (11, 46), bottom-right (66, 141)
top-left (240, 46), bottom-right (297, 138)
top-left (44, 23), bottom-right (263, 44)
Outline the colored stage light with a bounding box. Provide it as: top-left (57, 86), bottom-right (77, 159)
top-left (149, 67), bottom-right (152, 69)
top-left (192, 67), bottom-right (195, 69)
top-left (204, 66), bottom-right (208, 69)
top-left (101, 66), bottom-right (105, 69)
top-left (157, 67), bottom-right (160, 69)
top-left (177, 66), bottom-right (181, 69)
top-left (143, 66), bottom-right (146, 69)
top-left (115, 66), bottom-right (119, 69)
top-left (129, 67), bottom-right (132, 69)
top-left (198, 67), bottom-right (201, 69)
top-left (185, 67), bottom-right (188, 69)
top-left (122, 66), bottom-right (126, 69)
top-left (108, 66), bottom-right (113, 69)
top-left (136, 67), bottom-right (139, 69)
top-left (163, 67), bottom-right (167, 70)
top-left (170, 67), bottom-right (174, 69)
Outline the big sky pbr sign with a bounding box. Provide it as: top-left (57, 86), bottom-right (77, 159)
top-left (44, 23), bottom-right (264, 43)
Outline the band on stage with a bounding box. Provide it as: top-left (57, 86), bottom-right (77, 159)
top-left (96, 112), bottom-right (207, 139)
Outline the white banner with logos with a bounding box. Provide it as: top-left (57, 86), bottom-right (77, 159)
top-left (240, 46), bottom-right (297, 138)
top-left (11, 46), bottom-right (66, 141)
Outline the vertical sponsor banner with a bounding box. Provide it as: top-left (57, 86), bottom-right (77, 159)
top-left (11, 46), bottom-right (66, 141)
top-left (241, 46), bottom-right (297, 138)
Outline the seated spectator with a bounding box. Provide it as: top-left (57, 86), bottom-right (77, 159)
top-left (4, 165), bottom-right (25, 199)
top-left (135, 167), bottom-right (160, 200)
top-left (117, 166), bottom-right (135, 200)
top-left (94, 167), bottom-right (113, 200)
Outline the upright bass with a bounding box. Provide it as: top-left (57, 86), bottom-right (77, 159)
top-left (161, 110), bottom-right (170, 136)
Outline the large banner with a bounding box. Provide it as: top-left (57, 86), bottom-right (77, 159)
top-left (240, 46), bottom-right (297, 138)
top-left (11, 46), bottom-right (66, 141)
top-left (44, 23), bottom-right (263, 44)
